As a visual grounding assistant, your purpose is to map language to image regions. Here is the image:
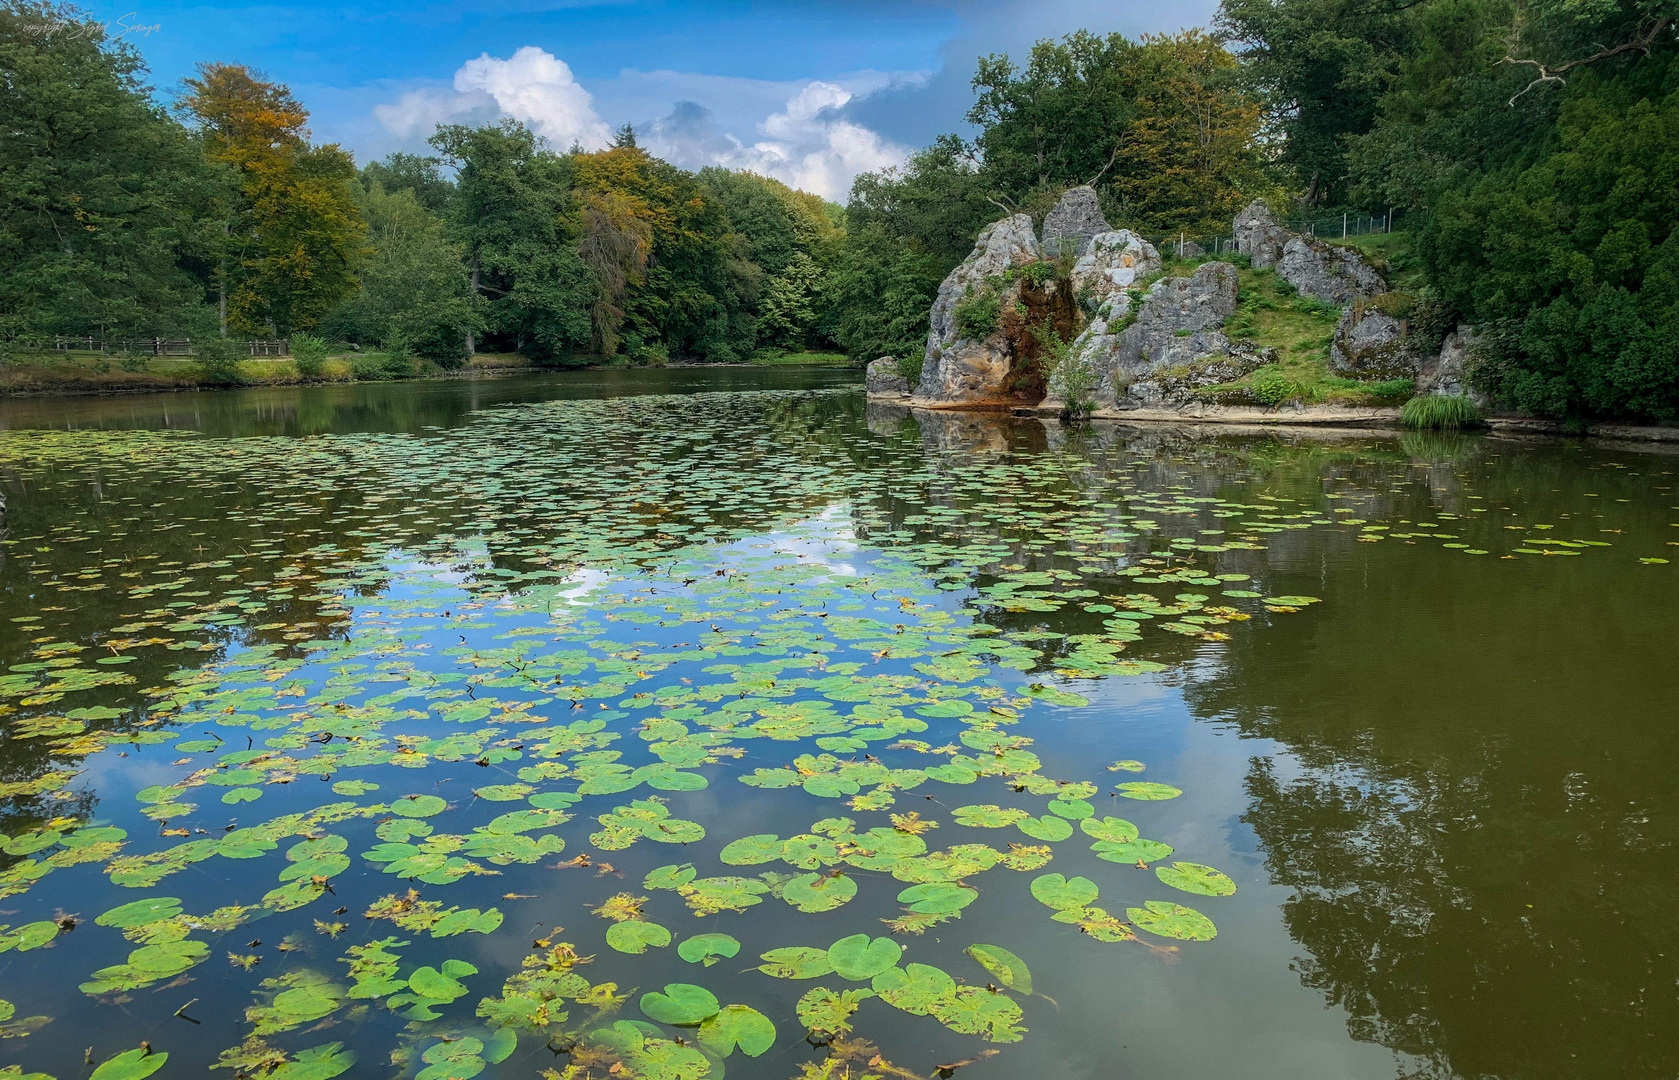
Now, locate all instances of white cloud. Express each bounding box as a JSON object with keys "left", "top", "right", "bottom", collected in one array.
[
  {"left": 373, "top": 46, "right": 613, "bottom": 150},
  {"left": 370, "top": 49, "right": 912, "bottom": 199},
  {"left": 641, "top": 80, "right": 912, "bottom": 200}
]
